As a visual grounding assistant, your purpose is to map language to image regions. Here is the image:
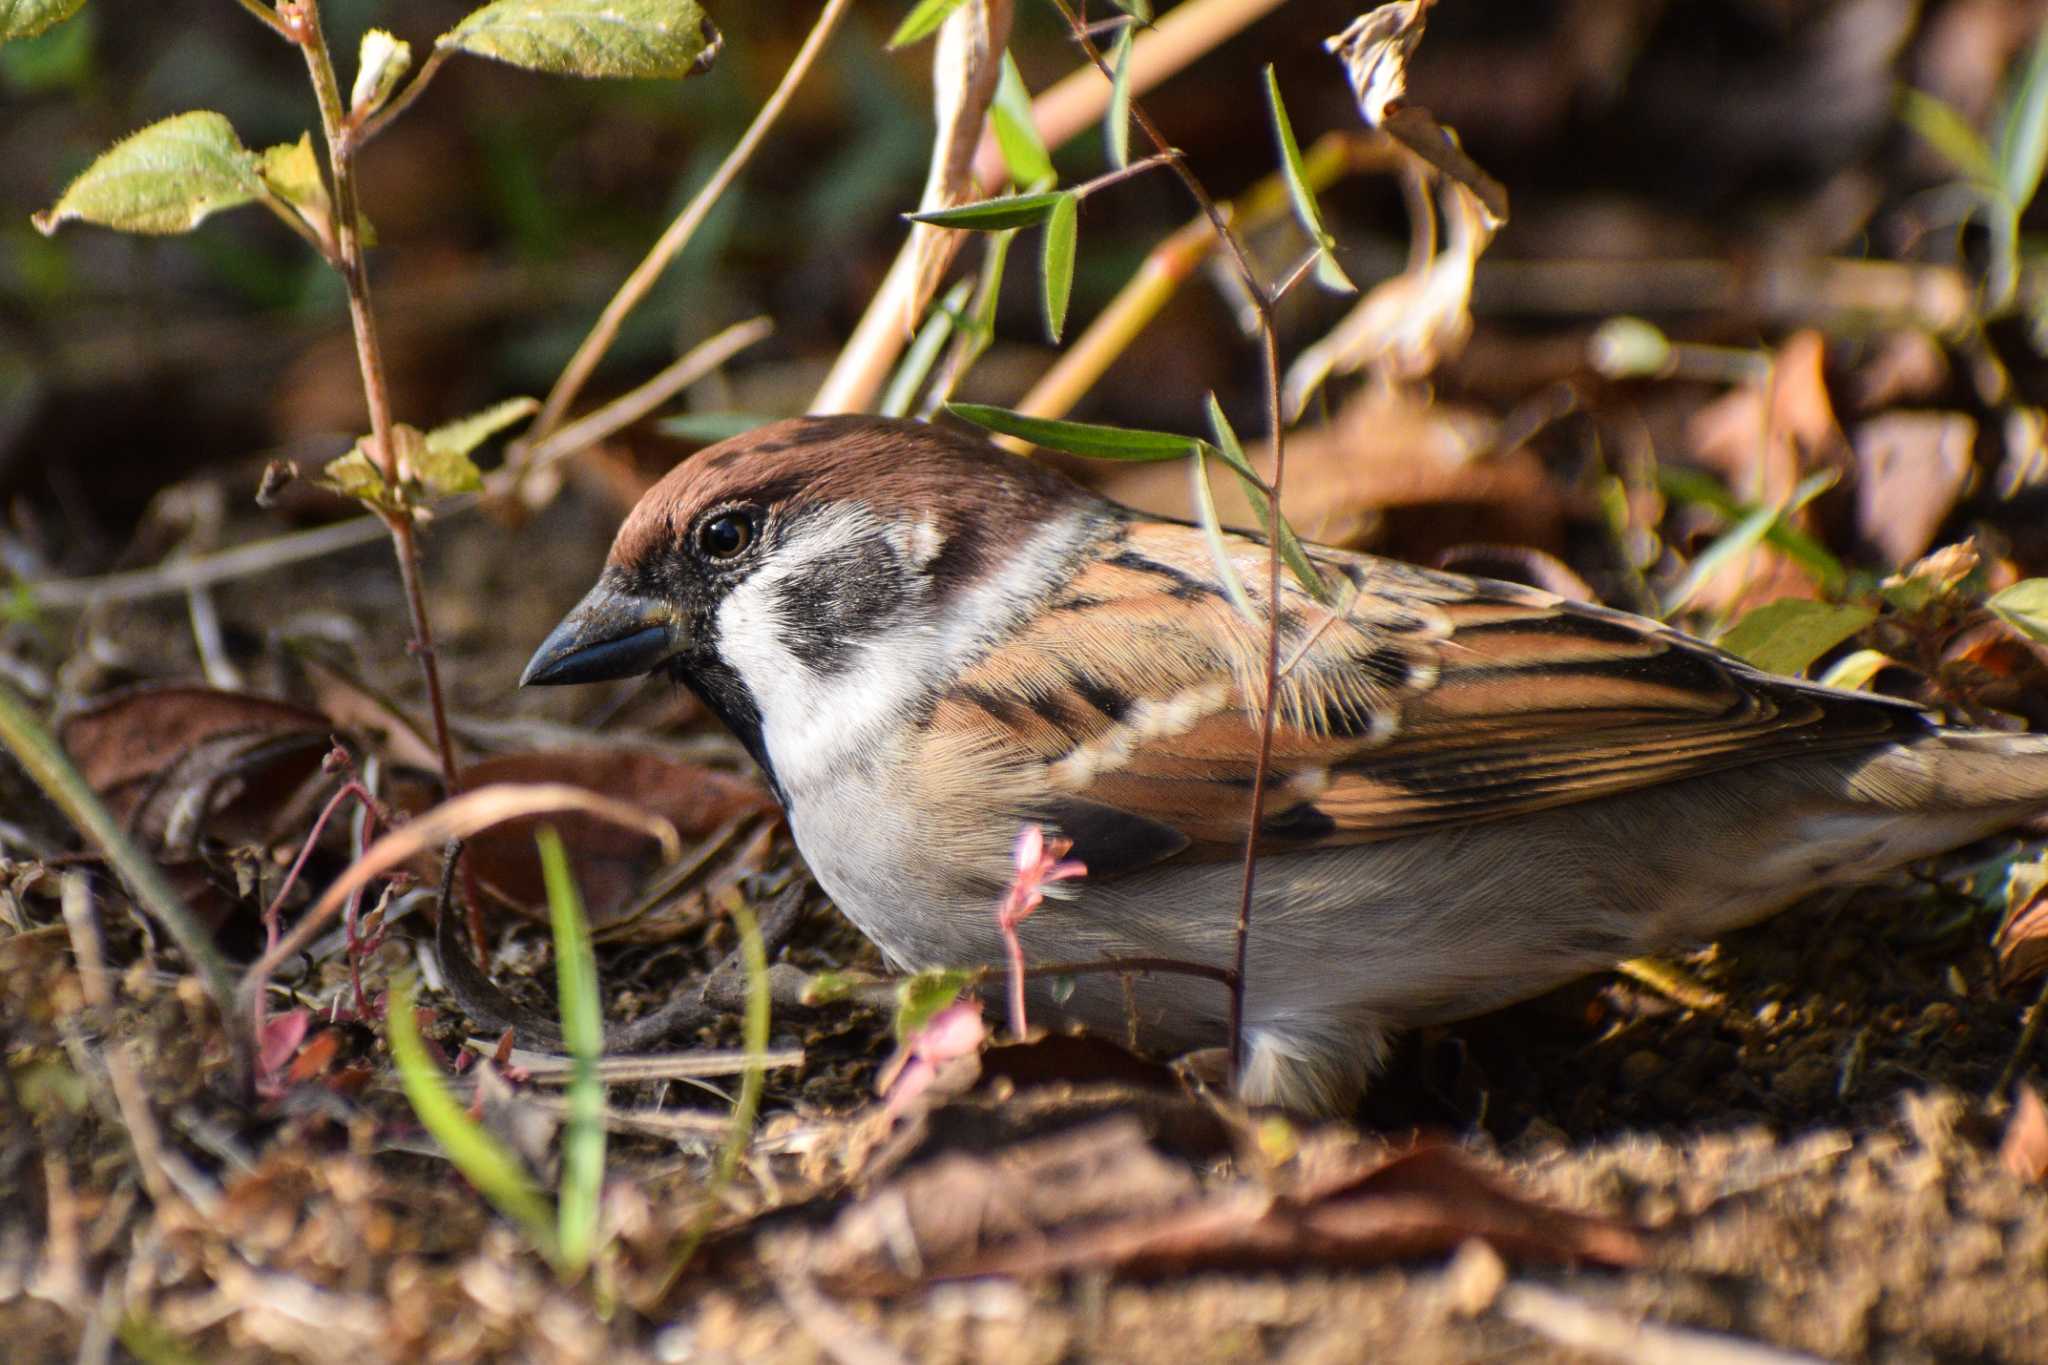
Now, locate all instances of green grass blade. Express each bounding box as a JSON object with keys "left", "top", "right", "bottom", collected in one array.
[
  {"left": 387, "top": 972, "right": 560, "bottom": 1266},
  {"left": 908, "top": 192, "right": 1066, "bottom": 231},
  {"left": 1189, "top": 449, "right": 1259, "bottom": 625},
  {"left": 887, "top": 0, "right": 970, "bottom": 50},
  {"left": 1661, "top": 471, "right": 1835, "bottom": 618},
  {"left": 1997, "top": 26, "right": 2048, "bottom": 210},
  {"left": 1262, "top": 66, "right": 1353, "bottom": 293},
  {"left": 1204, "top": 394, "right": 1333, "bottom": 604},
  {"left": 881, "top": 279, "right": 972, "bottom": 418},
  {"left": 538, "top": 827, "right": 604, "bottom": 1277},
  {"left": 1104, "top": 25, "right": 1133, "bottom": 171},
  {"left": 1899, "top": 89, "right": 1996, "bottom": 186}
]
